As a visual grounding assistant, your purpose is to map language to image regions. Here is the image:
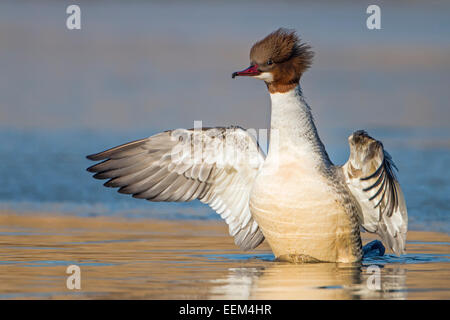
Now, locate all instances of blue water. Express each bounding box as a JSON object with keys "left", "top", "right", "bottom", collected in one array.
[{"left": 0, "top": 128, "right": 449, "bottom": 233}]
